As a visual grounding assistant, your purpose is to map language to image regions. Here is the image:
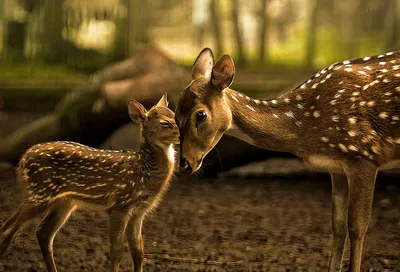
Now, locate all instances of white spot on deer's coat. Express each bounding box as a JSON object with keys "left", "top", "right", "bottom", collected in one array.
[
  {"left": 378, "top": 54, "right": 385, "bottom": 58},
  {"left": 344, "top": 68, "right": 353, "bottom": 72},
  {"left": 321, "top": 137, "right": 329, "bottom": 143},
  {"left": 348, "top": 117, "right": 357, "bottom": 124},
  {"left": 363, "top": 56, "right": 370, "bottom": 61},
  {"left": 348, "top": 145, "right": 358, "bottom": 152},
  {"left": 271, "top": 100, "right": 277, "bottom": 104},
  {"left": 284, "top": 98, "right": 290, "bottom": 103},
  {"left": 343, "top": 60, "right": 351, "bottom": 65},
  {"left": 231, "top": 95, "right": 239, "bottom": 102},
  {"left": 246, "top": 105, "right": 256, "bottom": 112},
  {"left": 338, "top": 144, "right": 348, "bottom": 152},
  {"left": 300, "top": 84, "right": 306, "bottom": 89},
  {"left": 313, "top": 111, "right": 320, "bottom": 118},
  {"left": 379, "top": 112, "right": 388, "bottom": 119},
  {"left": 285, "top": 111, "right": 294, "bottom": 118},
  {"left": 254, "top": 100, "right": 260, "bottom": 104},
  {"left": 296, "top": 94, "right": 302, "bottom": 101}
]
